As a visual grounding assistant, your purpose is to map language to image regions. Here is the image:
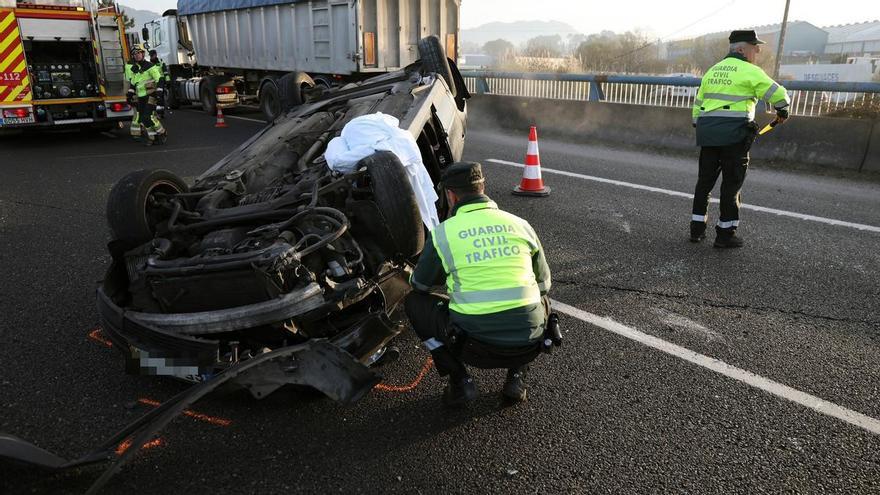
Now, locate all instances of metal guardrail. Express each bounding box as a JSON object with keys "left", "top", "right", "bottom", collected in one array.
[{"left": 462, "top": 70, "right": 880, "bottom": 118}]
